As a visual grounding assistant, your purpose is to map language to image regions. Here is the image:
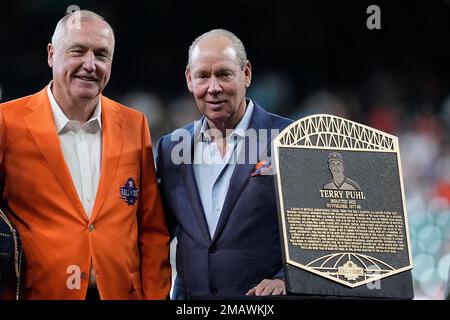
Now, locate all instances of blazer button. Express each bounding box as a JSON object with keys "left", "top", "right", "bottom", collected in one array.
[
  {"left": 210, "top": 286, "right": 219, "bottom": 295},
  {"left": 209, "top": 247, "right": 217, "bottom": 254},
  {"left": 80, "top": 272, "right": 87, "bottom": 280},
  {"left": 88, "top": 224, "right": 95, "bottom": 232}
]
